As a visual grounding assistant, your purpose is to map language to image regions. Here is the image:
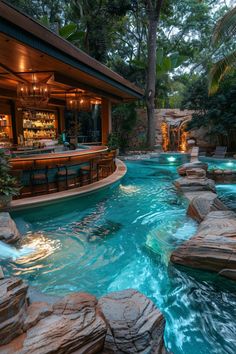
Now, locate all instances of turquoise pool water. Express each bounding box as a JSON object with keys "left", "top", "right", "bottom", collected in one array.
[
  {"left": 217, "top": 184, "right": 236, "bottom": 211},
  {"left": 200, "top": 157, "right": 236, "bottom": 171},
  {"left": 2, "top": 161, "right": 236, "bottom": 354}
]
